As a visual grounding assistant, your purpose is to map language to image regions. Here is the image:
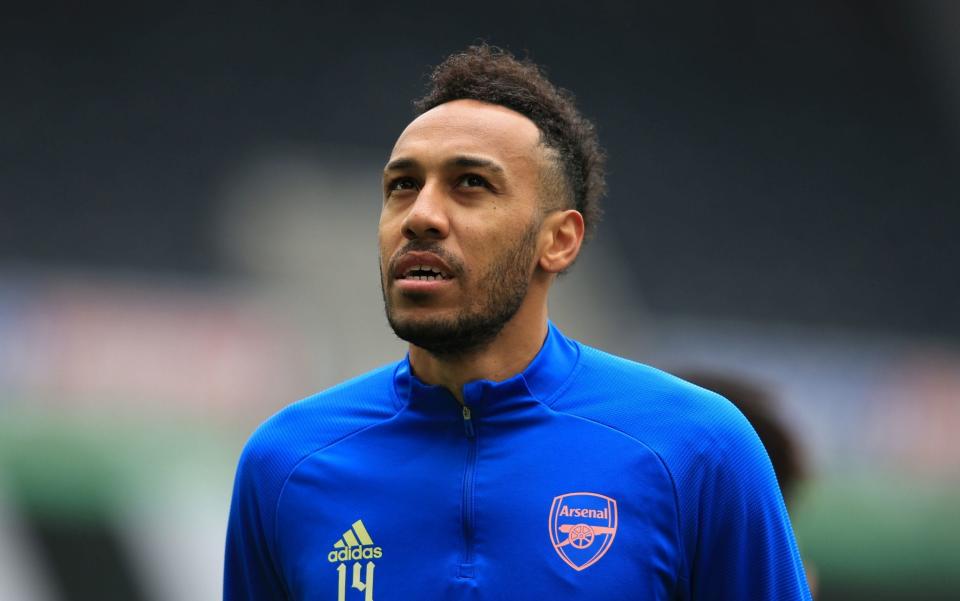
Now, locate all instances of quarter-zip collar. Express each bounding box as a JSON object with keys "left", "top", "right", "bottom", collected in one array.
[{"left": 393, "top": 321, "right": 581, "bottom": 415}]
